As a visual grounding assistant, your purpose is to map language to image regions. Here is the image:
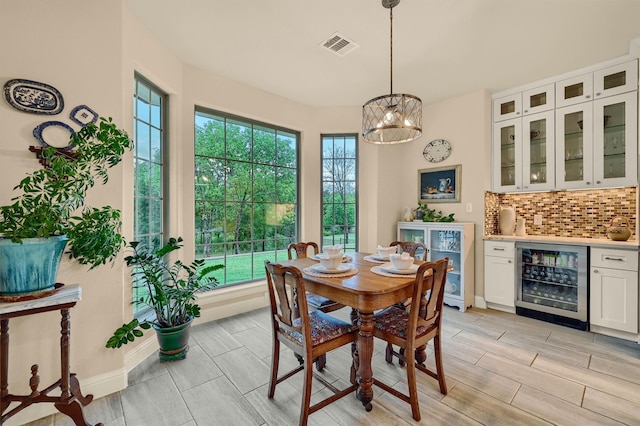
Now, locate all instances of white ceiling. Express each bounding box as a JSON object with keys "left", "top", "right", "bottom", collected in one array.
[{"left": 125, "top": 0, "right": 640, "bottom": 107}]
